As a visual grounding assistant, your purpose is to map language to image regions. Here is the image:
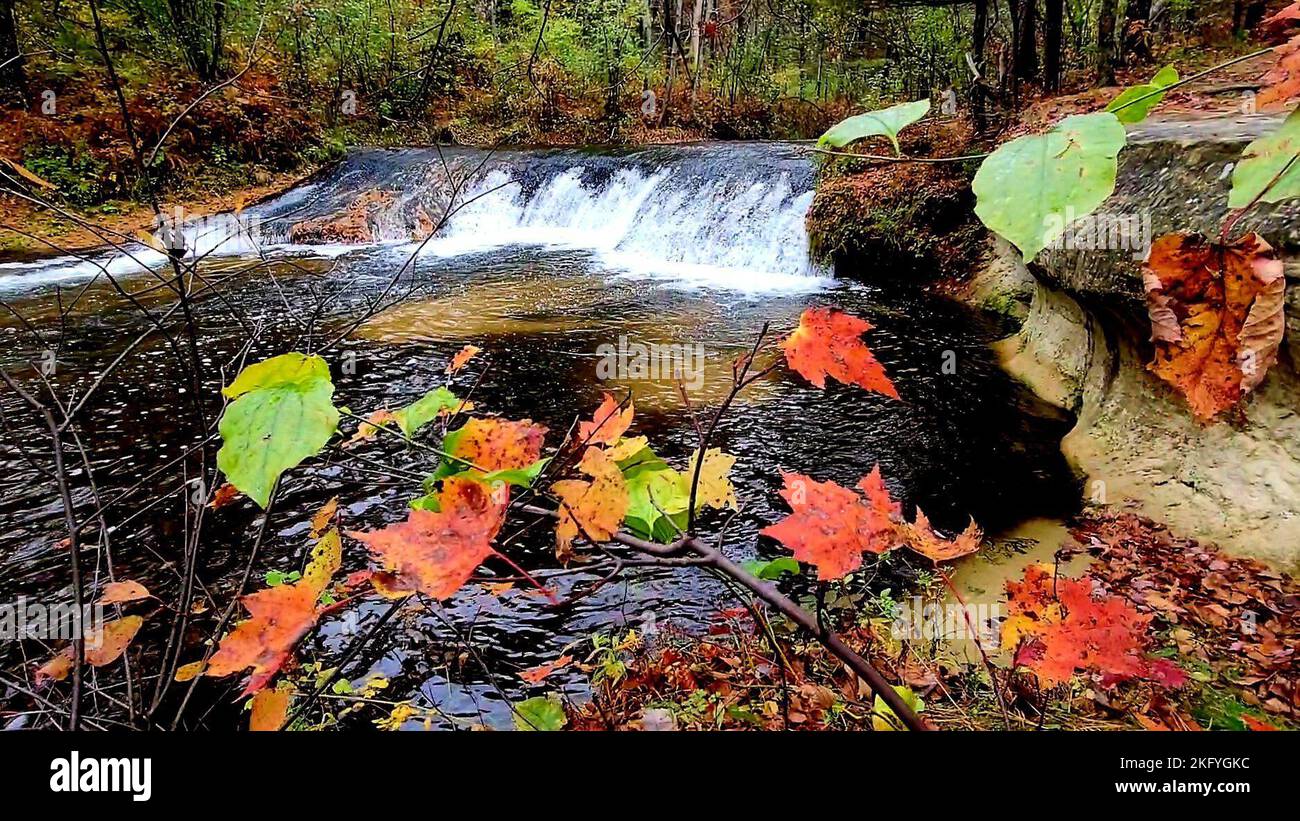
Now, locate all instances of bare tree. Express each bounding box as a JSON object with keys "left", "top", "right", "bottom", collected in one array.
[
  {"left": 1097, "top": 0, "right": 1118, "bottom": 84},
  {"left": 0, "top": 0, "right": 22, "bottom": 91}
]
